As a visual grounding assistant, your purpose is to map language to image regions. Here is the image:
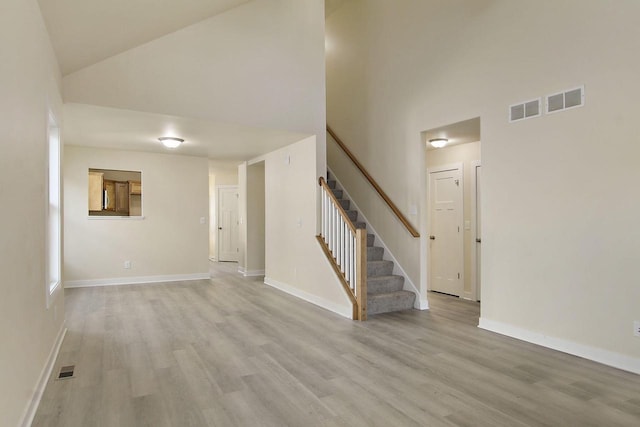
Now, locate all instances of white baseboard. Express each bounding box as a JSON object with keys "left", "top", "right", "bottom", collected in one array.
[
  {"left": 417, "top": 298, "right": 429, "bottom": 310},
  {"left": 238, "top": 266, "right": 263, "bottom": 277},
  {"left": 479, "top": 318, "right": 640, "bottom": 375},
  {"left": 64, "top": 273, "right": 210, "bottom": 288},
  {"left": 21, "top": 323, "right": 67, "bottom": 427},
  {"left": 264, "top": 277, "right": 352, "bottom": 319}
]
